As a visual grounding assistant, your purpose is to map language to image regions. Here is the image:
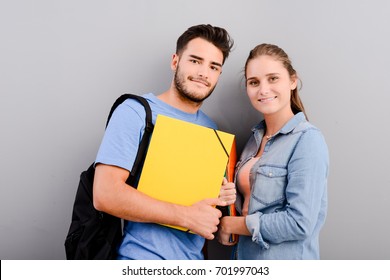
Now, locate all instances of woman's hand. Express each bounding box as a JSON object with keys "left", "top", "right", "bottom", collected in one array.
[
  {"left": 218, "top": 177, "right": 236, "bottom": 205},
  {"left": 217, "top": 216, "right": 238, "bottom": 246}
]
